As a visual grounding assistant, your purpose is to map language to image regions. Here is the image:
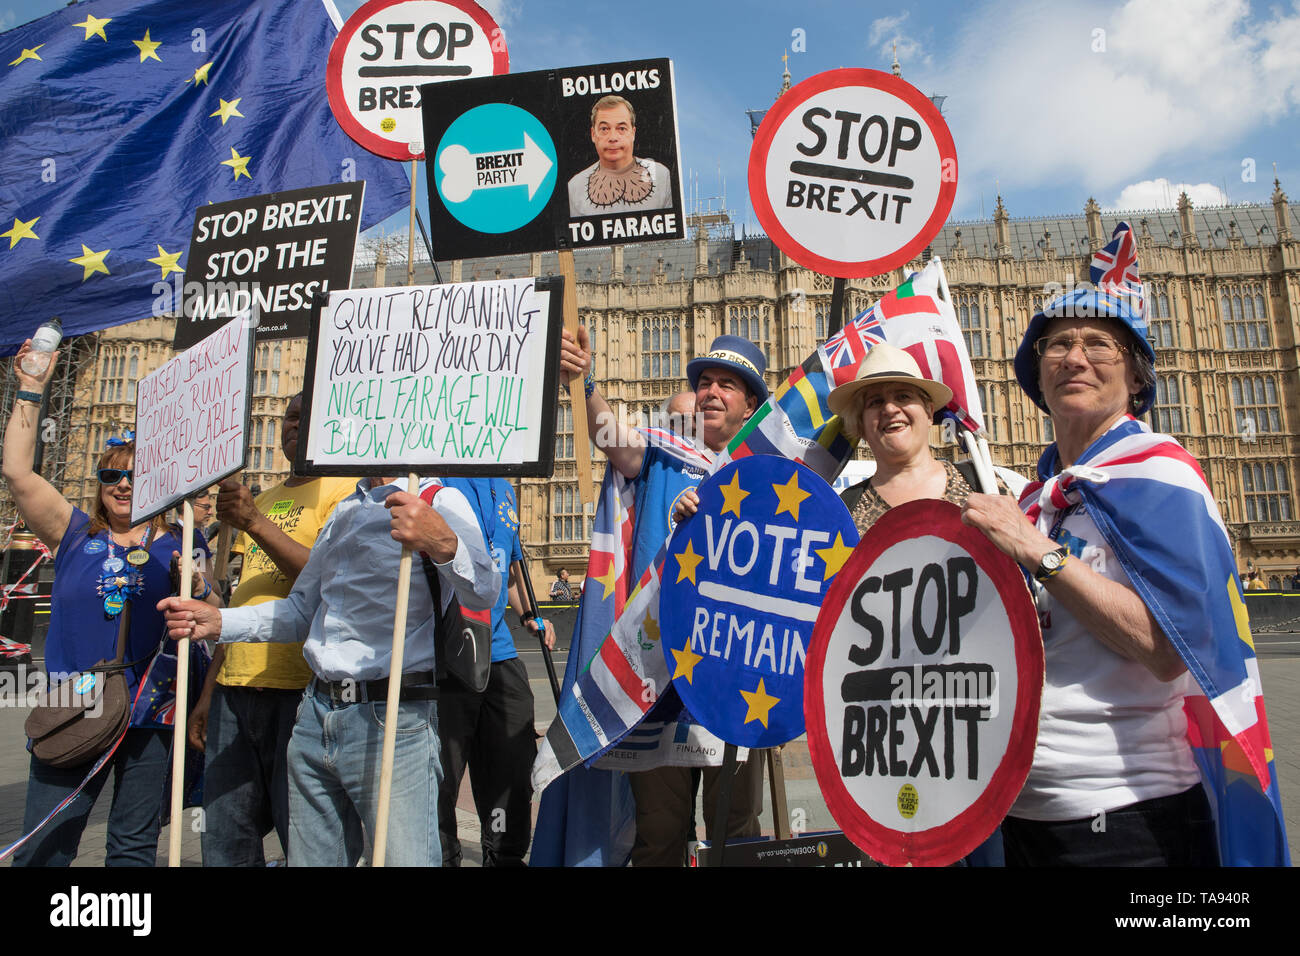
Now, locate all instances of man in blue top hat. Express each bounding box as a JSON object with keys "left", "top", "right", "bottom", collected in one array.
[{"left": 558, "top": 330, "right": 770, "bottom": 865}]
